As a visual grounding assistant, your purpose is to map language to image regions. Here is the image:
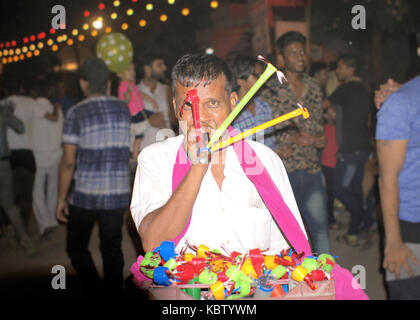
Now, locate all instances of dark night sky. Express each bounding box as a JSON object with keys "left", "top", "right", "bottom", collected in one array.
[{"left": 0, "top": 0, "right": 249, "bottom": 42}]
